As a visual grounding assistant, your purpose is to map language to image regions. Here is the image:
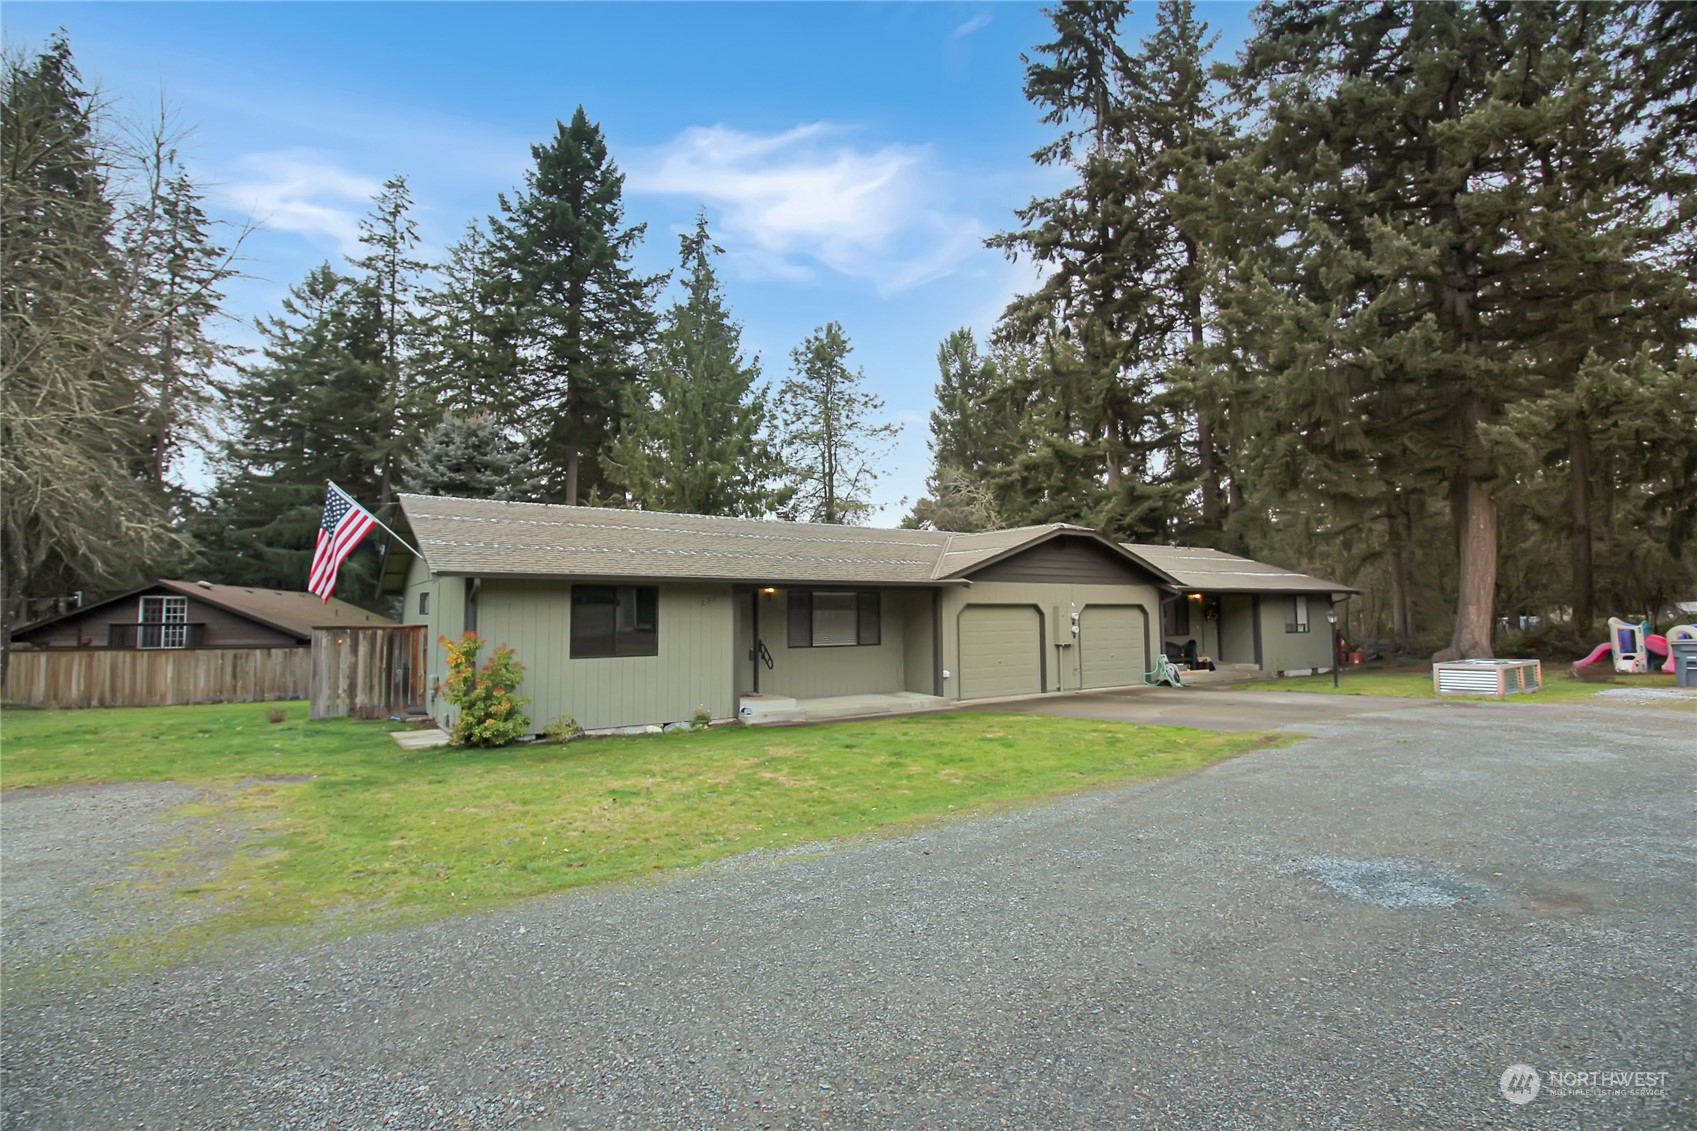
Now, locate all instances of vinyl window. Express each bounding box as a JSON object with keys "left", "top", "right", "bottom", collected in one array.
[
  {"left": 571, "top": 585, "right": 659, "bottom": 658},
  {"left": 787, "top": 591, "right": 880, "bottom": 647}
]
